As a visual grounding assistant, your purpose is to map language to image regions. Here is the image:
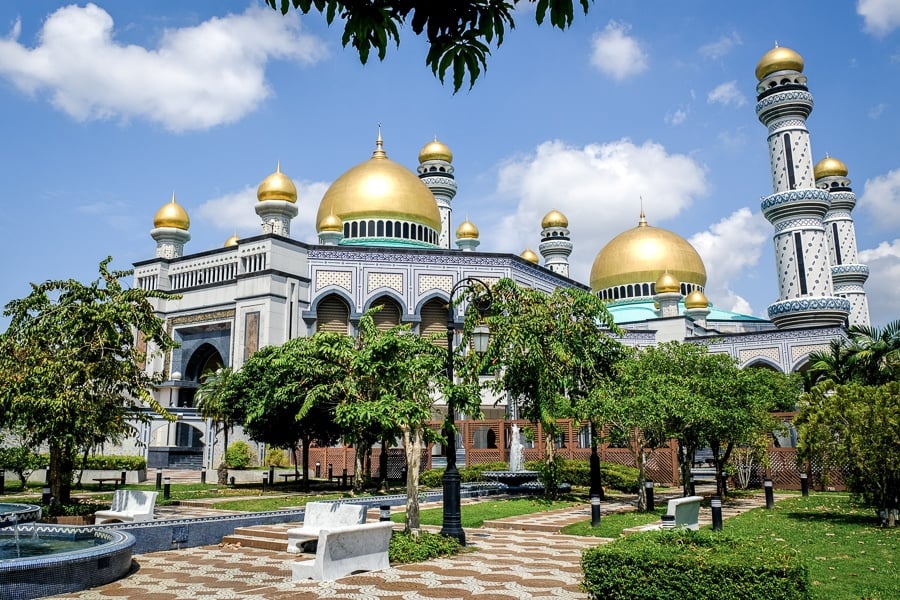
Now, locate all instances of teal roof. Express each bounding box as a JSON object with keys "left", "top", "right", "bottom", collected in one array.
[
  {"left": 339, "top": 237, "right": 437, "bottom": 250},
  {"left": 606, "top": 299, "right": 767, "bottom": 325}
]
